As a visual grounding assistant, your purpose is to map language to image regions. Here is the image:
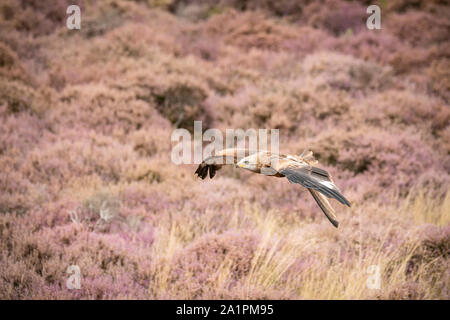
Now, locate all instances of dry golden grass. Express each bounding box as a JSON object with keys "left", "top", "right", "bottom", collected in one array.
[{"left": 144, "top": 190, "right": 449, "bottom": 299}]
